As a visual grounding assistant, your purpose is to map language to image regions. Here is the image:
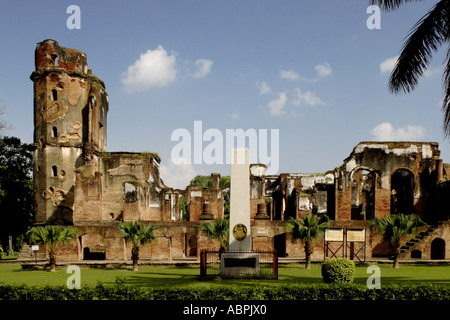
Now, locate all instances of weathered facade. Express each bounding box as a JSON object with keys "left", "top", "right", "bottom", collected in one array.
[{"left": 28, "top": 40, "right": 449, "bottom": 263}]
